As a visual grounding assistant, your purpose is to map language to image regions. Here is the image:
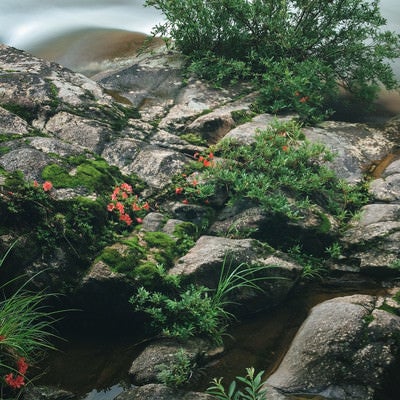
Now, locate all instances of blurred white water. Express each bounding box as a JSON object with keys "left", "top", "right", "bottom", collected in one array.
[{"left": 0, "top": 0, "right": 161, "bottom": 49}]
